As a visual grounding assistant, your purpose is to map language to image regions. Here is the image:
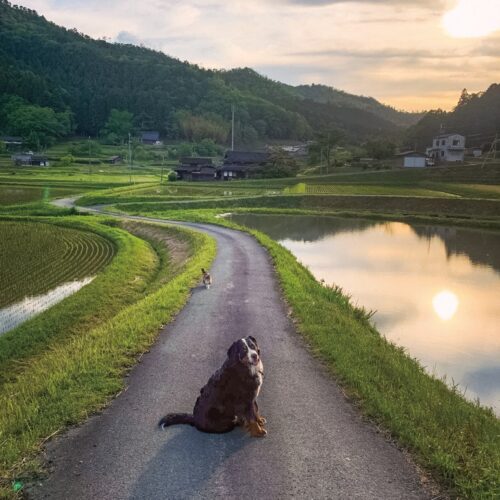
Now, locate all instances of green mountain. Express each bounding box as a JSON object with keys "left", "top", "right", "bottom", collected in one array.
[
  {"left": 405, "top": 85, "right": 500, "bottom": 150},
  {"left": 0, "top": 0, "right": 420, "bottom": 145}
]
